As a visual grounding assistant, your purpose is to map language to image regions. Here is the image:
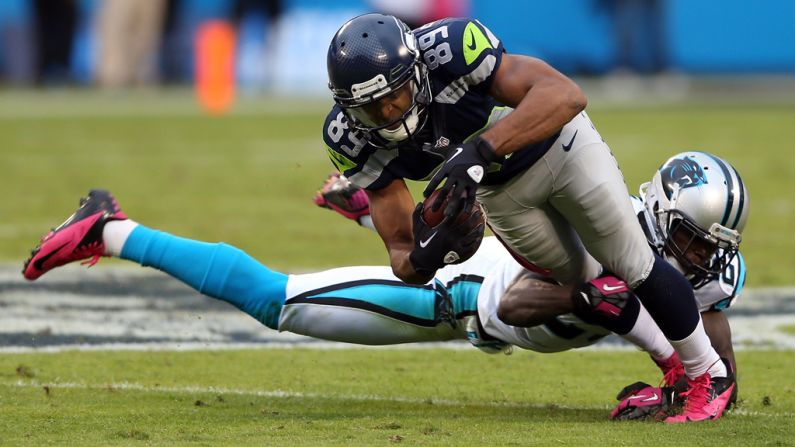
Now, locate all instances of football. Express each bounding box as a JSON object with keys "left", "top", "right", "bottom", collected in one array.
[{"left": 421, "top": 189, "right": 485, "bottom": 229}]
